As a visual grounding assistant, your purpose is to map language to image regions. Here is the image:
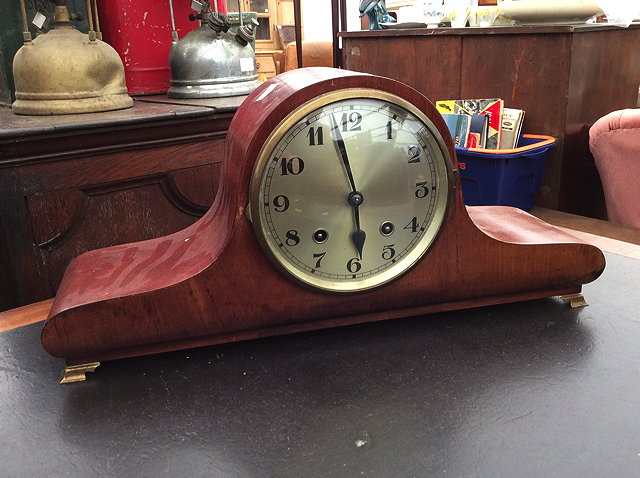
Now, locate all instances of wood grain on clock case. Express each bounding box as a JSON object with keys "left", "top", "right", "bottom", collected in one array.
[{"left": 41, "top": 68, "right": 605, "bottom": 365}]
